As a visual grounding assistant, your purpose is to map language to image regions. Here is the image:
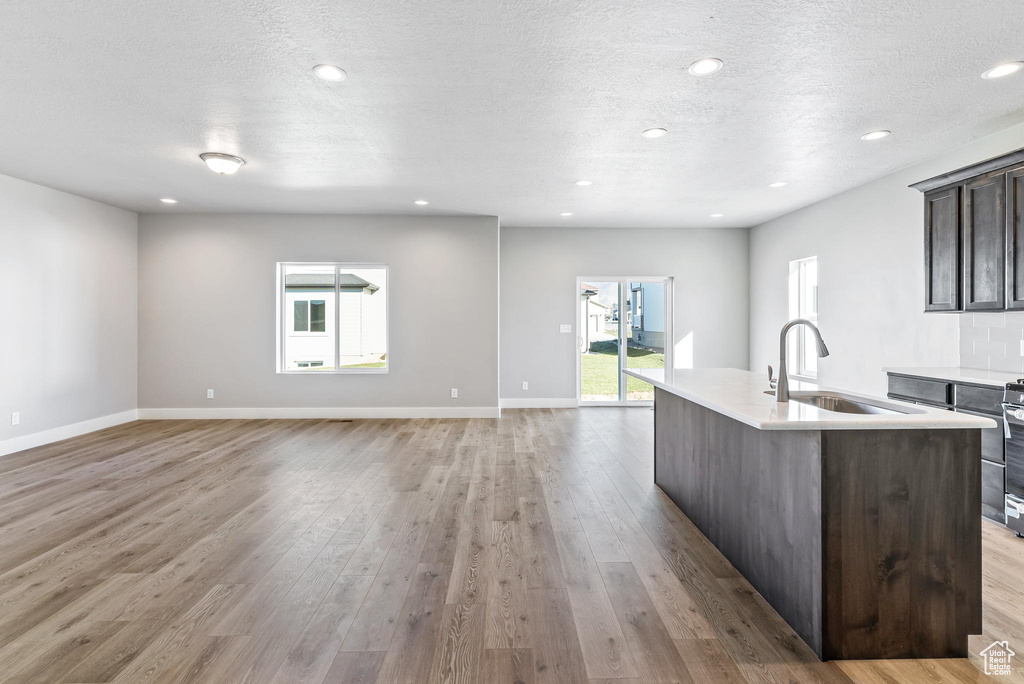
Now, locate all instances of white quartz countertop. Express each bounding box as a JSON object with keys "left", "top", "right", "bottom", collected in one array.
[
  {"left": 625, "top": 368, "right": 997, "bottom": 431},
  {"left": 882, "top": 366, "right": 1021, "bottom": 388}
]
